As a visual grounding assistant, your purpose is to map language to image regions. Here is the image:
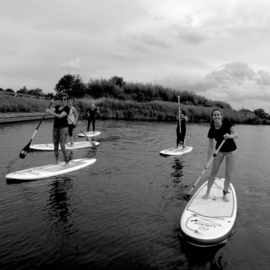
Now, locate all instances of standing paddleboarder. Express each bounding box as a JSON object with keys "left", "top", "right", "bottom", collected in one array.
[
  {"left": 202, "top": 108, "right": 238, "bottom": 202},
  {"left": 46, "top": 95, "right": 70, "bottom": 164},
  {"left": 176, "top": 96, "right": 188, "bottom": 149},
  {"left": 176, "top": 109, "right": 188, "bottom": 148},
  {"left": 87, "top": 103, "right": 100, "bottom": 132}
]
